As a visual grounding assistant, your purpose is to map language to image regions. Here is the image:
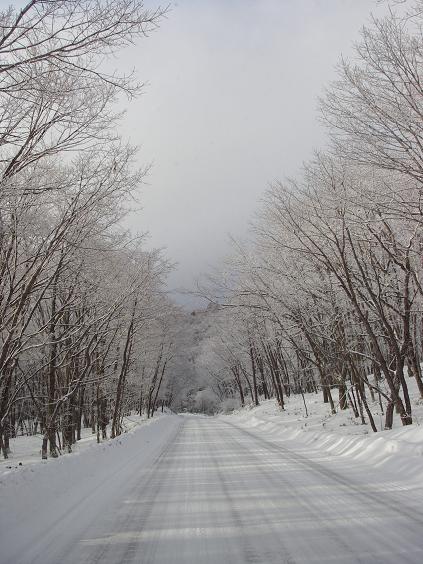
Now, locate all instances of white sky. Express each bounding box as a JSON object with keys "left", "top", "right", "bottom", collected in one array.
[
  {"left": 2, "top": 0, "right": 387, "bottom": 309},
  {"left": 119, "top": 0, "right": 389, "bottom": 308}
]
